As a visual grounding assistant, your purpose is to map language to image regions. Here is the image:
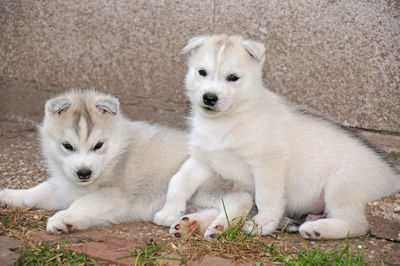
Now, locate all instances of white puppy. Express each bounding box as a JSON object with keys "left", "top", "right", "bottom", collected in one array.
[
  {"left": 154, "top": 35, "right": 400, "bottom": 239},
  {"left": 0, "top": 89, "right": 252, "bottom": 237}
]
